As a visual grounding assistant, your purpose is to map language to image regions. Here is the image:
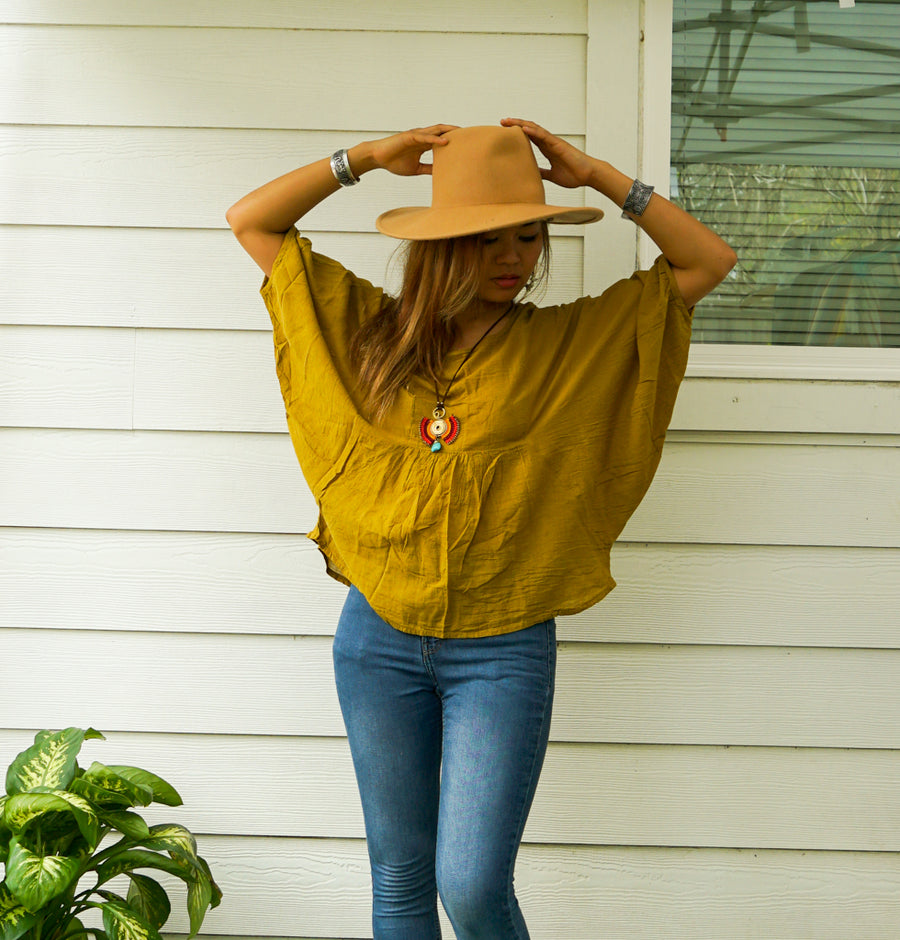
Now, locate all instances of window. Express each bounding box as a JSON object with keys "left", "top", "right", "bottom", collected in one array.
[{"left": 671, "top": 0, "right": 900, "bottom": 346}]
